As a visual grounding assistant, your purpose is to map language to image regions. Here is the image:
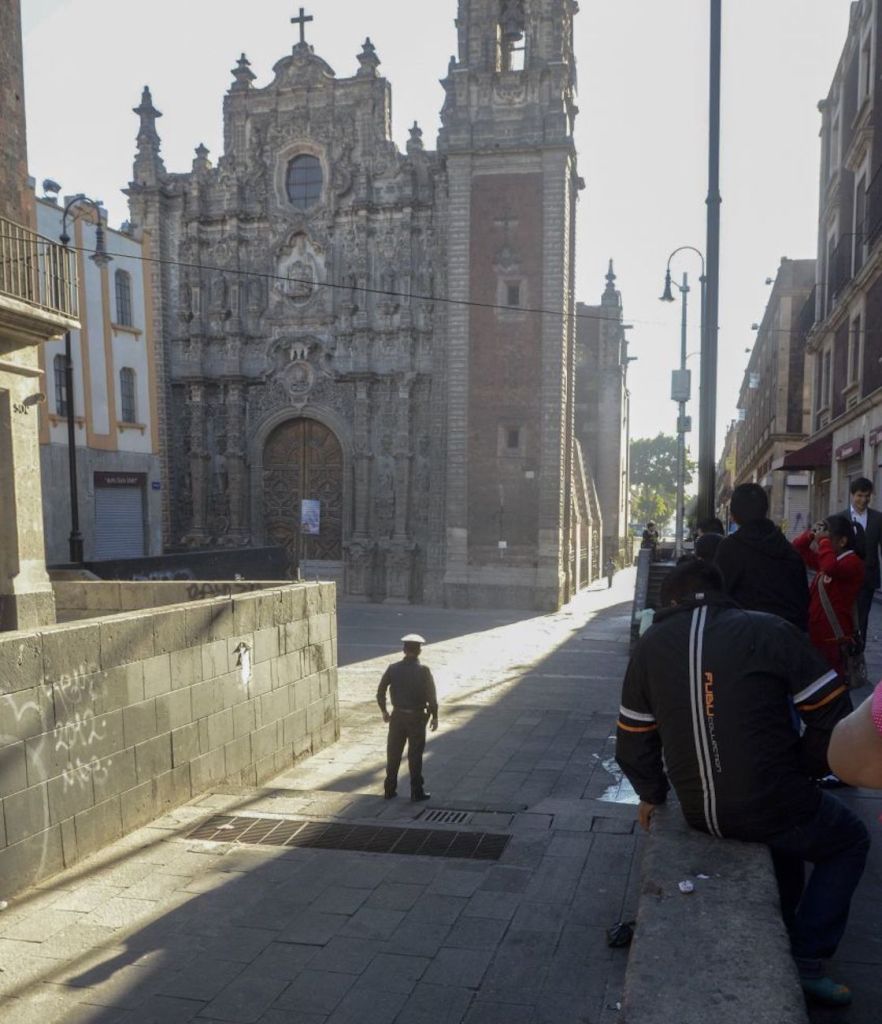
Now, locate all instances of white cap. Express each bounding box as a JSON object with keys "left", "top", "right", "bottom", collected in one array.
[{"left": 401, "top": 633, "right": 426, "bottom": 644}]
